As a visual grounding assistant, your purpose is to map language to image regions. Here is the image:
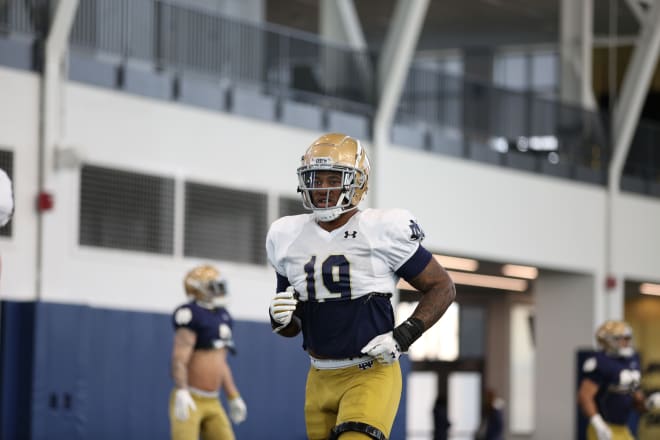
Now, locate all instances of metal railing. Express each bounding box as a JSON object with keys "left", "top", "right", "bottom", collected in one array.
[
  {"left": 67, "top": 0, "right": 376, "bottom": 116},
  {"left": 0, "top": 0, "right": 50, "bottom": 36},
  {"left": 397, "top": 66, "right": 612, "bottom": 179}
]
